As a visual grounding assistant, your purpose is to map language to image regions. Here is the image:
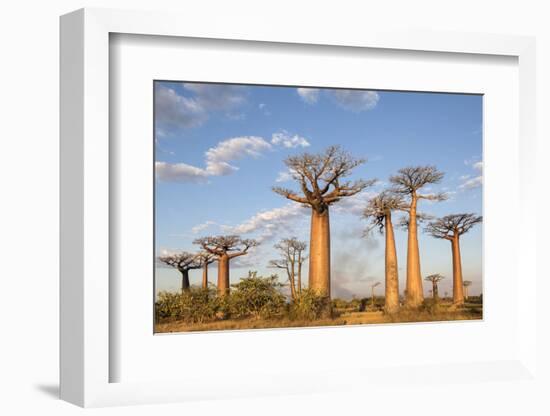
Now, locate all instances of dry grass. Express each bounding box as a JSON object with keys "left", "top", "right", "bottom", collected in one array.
[{"left": 155, "top": 302, "right": 482, "bottom": 333}]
